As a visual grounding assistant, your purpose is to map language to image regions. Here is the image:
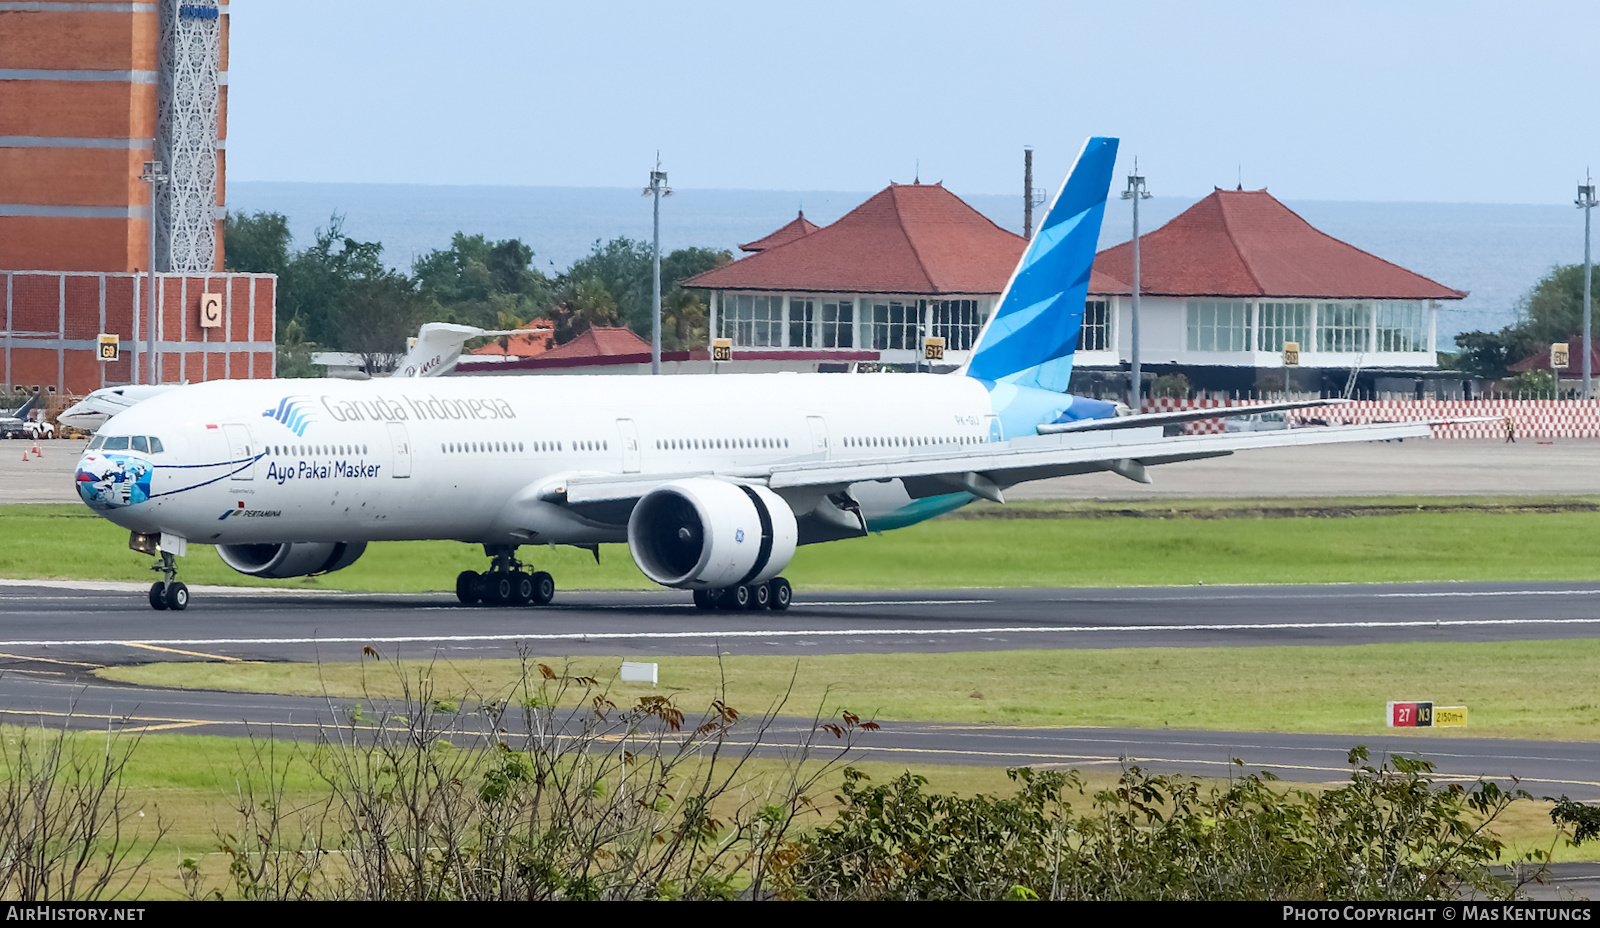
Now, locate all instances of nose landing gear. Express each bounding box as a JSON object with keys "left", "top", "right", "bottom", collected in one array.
[
  {"left": 147, "top": 550, "right": 188, "bottom": 611},
  {"left": 455, "top": 545, "right": 555, "bottom": 607},
  {"left": 693, "top": 577, "right": 792, "bottom": 611}
]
